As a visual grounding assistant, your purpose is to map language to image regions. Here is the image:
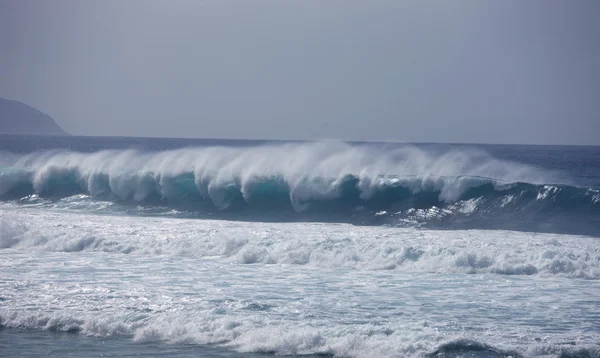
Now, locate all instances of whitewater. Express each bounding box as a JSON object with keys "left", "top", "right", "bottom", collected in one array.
[{"left": 1, "top": 136, "right": 599, "bottom": 357}]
